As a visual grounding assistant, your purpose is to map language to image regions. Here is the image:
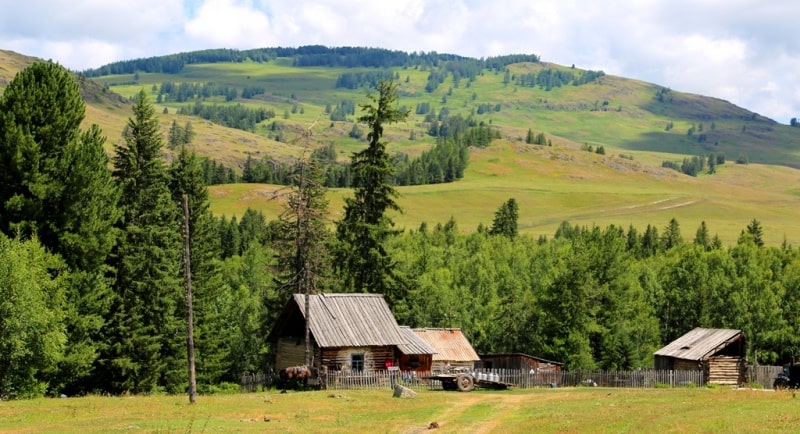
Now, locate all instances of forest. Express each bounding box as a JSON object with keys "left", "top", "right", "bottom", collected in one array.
[{"left": 1, "top": 61, "right": 799, "bottom": 401}]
